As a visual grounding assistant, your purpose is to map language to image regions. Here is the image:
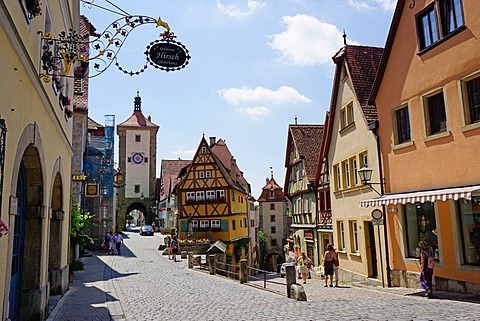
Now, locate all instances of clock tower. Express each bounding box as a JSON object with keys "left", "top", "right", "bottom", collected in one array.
[{"left": 117, "top": 91, "right": 159, "bottom": 228}]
